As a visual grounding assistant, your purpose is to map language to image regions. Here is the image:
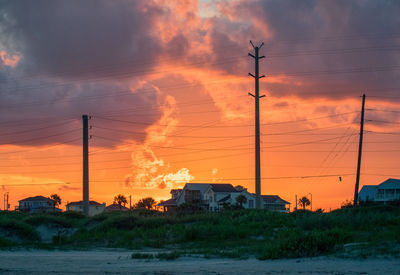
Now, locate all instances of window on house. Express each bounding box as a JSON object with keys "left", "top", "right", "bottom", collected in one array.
[{"left": 249, "top": 200, "right": 254, "bottom": 208}]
